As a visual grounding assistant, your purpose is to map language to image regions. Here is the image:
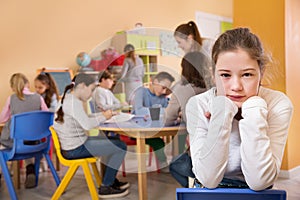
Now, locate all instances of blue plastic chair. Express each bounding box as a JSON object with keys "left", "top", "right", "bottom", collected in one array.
[
  {"left": 89, "top": 99, "right": 96, "bottom": 113},
  {"left": 0, "top": 111, "right": 60, "bottom": 200},
  {"left": 176, "top": 188, "right": 286, "bottom": 200}
]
